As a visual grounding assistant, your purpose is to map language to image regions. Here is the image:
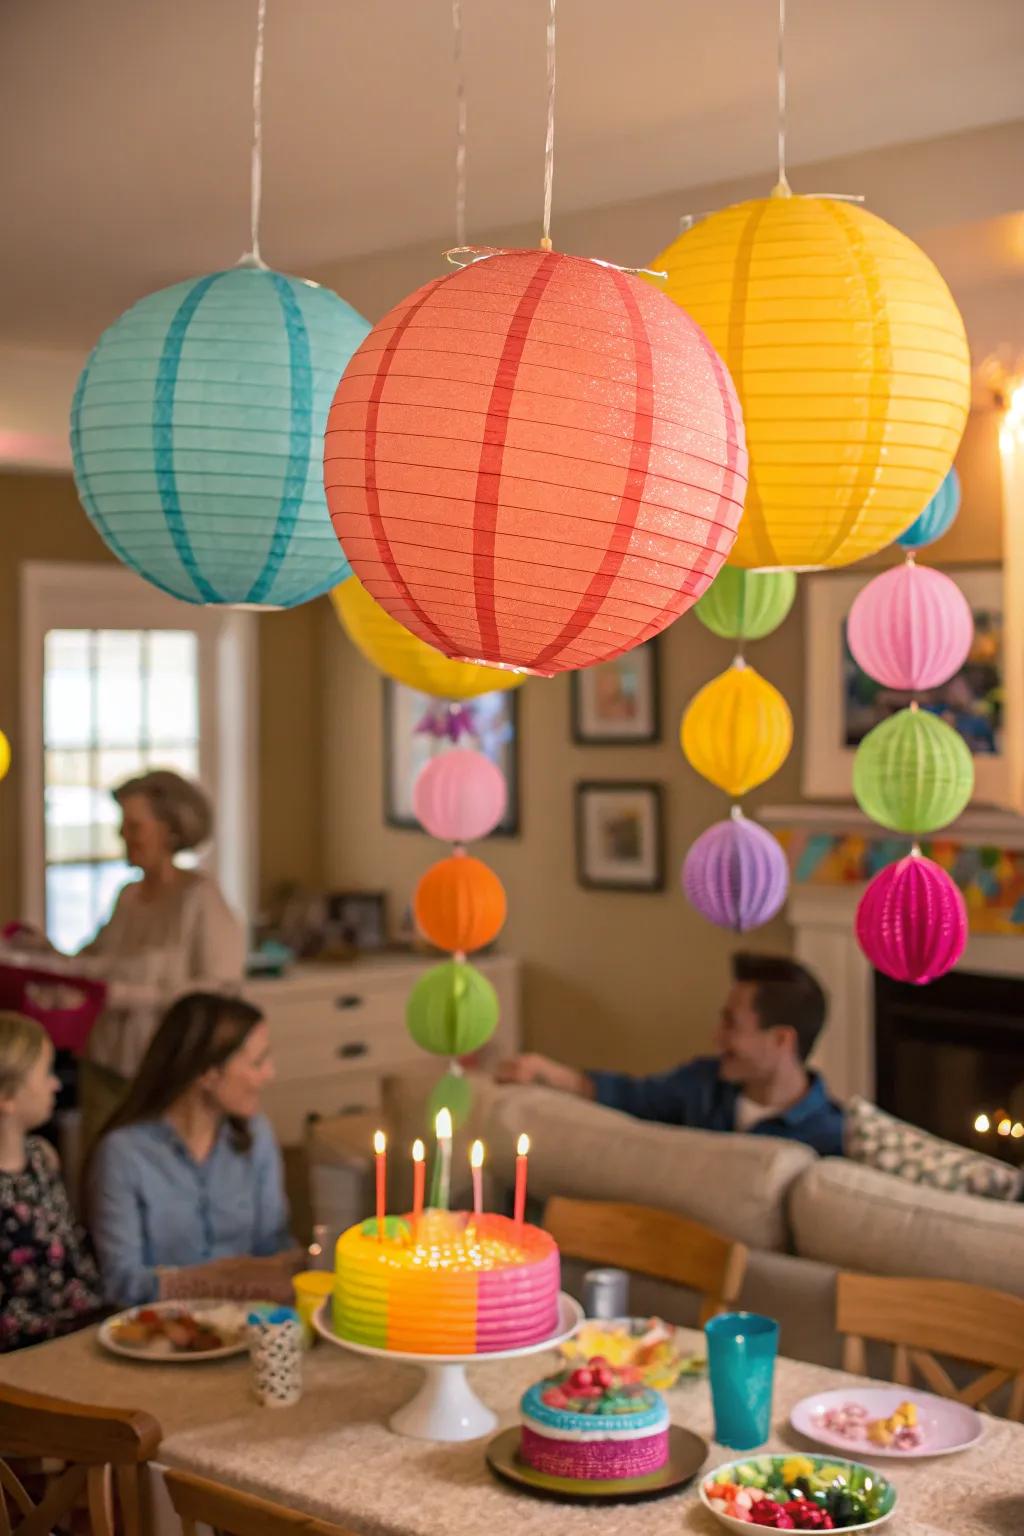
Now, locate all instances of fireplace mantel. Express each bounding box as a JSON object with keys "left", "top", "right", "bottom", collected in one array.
[{"left": 789, "top": 884, "right": 1024, "bottom": 1102}]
